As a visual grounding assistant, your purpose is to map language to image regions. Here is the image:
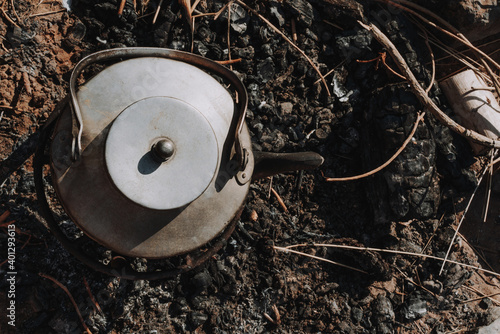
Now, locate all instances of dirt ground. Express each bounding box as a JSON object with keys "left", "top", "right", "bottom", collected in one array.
[{"left": 1, "top": 0, "right": 500, "bottom": 333}]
